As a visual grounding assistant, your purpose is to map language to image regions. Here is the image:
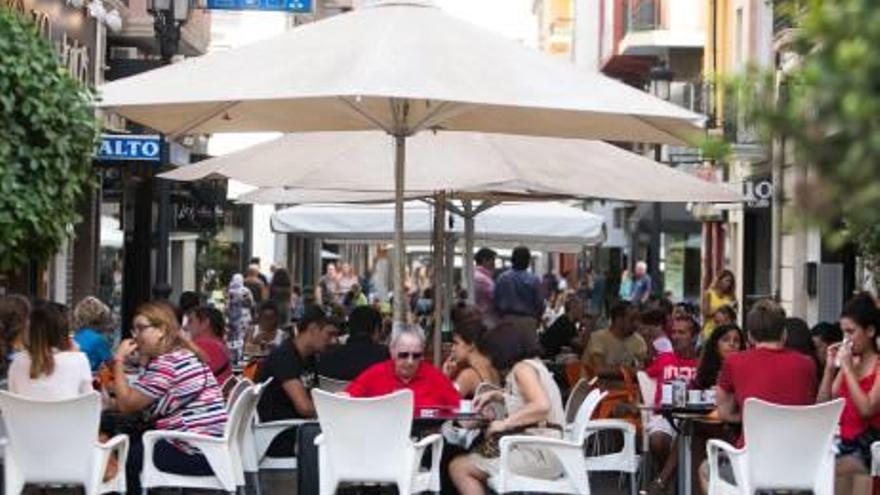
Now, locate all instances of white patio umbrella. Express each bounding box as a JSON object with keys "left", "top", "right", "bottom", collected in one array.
[
  {"left": 163, "top": 131, "right": 739, "bottom": 203},
  {"left": 270, "top": 202, "right": 605, "bottom": 251},
  {"left": 99, "top": 0, "right": 708, "bottom": 322}
]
